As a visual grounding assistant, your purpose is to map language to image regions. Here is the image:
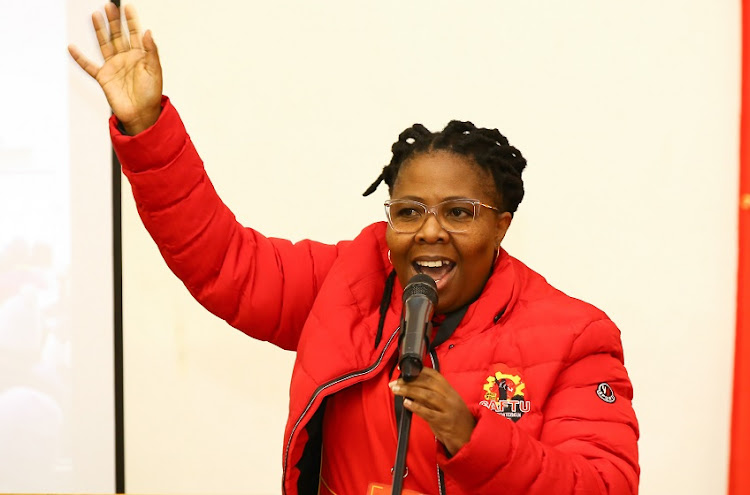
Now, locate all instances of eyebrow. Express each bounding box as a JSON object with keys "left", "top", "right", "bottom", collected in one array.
[{"left": 393, "top": 195, "right": 478, "bottom": 202}]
